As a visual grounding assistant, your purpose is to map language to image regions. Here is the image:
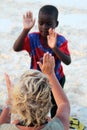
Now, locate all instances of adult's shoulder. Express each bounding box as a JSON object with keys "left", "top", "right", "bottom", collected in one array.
[
  {"left": 0, "top": 124, "right": 19, "bottom": 130},
  {"left": 42, "top": 117, "right": 64, "bottom": 130}
]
